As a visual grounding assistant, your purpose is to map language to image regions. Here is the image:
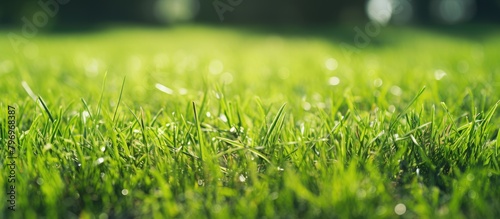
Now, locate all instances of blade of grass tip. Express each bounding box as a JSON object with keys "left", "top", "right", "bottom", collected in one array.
[
  {"left": 481, "top": 100, "right": 499, "bottom": 132},
  {"left": 198, "top": 87, "right": 209, "bottom": 124},
  {"left": 81, "top": 98, "right": 94, "bottom": 121},
  {"left": 21, "top": 81, "right": 37, "bottom": 102},
  {"left": 126, "top": 105, "right": 141, "bottom": 131},
  {"left": 38, "top": 96, "right": 54, "bottom": 123},
  {"left": 496, "top": 129, "right": 499, "bottom": 158},
  {"left": 113, "top": 76, "right": 126, "bottom": 123},
  {"left": 235, "top": 100, "right": 244, "bottom": 128},
  {"left": 253, "top": 97, "right": 267, "bottom": 125},
  {"left": 139, "top": 107, "right": 151, "bottom": 165},
  {"left": 149, "top": 108, "right": 164, "bottom": 127},
  {"left": 193, "top": 102, "right": 206, "bottom": 161},
  {"left": 126, "top": 105, "right": 149, "bottom": 164},
  {"left": 216, "top": 138, "right": 271, "bottom": 163},
  {"left": 389, "top": 86, "right": 426, "bottom": 131},
  {"left": 22, "top": 81, "right": 48, "bottom": 114},
  {"left": 216, "top": 85, "right": 233, "bottom": 128},
  {"left": 96, "top": 71, "right": 107, "bottom": 117},
  {"left": 440, "top": 102, "right": 458, "bottom": 132},
  {"left": 50, "top": 108, "right": 63, "bottom": 142},
  {"left": 263, "top": 103, "right": 287, "bottom": 147},
  {"left": 247, "top": 148, "right": 272, "bottom": 164}
]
